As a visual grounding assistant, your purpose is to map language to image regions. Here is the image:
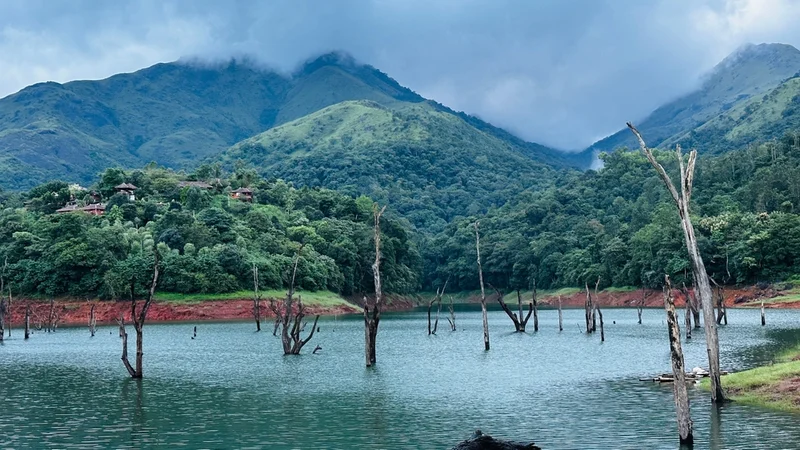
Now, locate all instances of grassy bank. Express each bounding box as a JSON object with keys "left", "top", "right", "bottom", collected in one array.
[
  {"left": 704, "top": 344, "right": 800, "bottom": 412},
  {"left": 154, "top": 290, "right": 353, "bottom": 308}
]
